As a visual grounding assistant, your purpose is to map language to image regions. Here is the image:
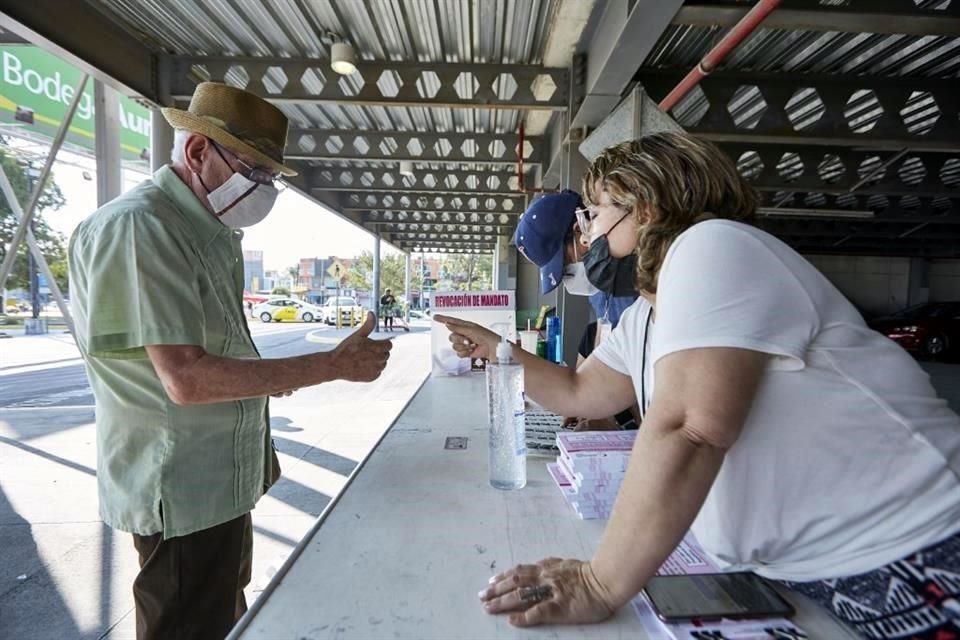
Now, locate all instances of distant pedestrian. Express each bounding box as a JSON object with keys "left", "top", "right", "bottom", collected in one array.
[{"left": 380, "top": 288, "right": 397, "bottom": 331}]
